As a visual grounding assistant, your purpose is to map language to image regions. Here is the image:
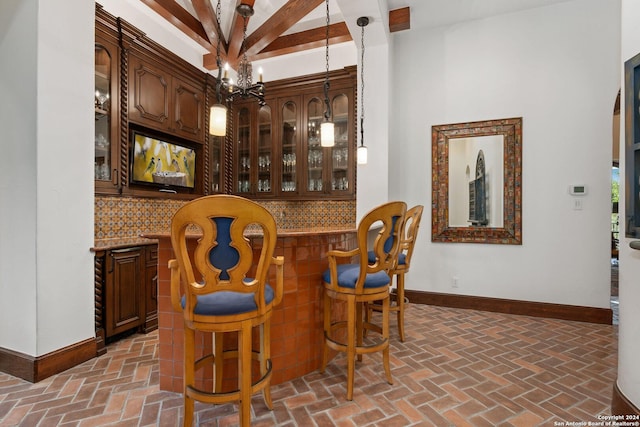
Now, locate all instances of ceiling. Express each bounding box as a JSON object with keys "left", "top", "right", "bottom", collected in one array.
[{"left": 136, "top": 0, "right": 575, "bottom": 72}]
